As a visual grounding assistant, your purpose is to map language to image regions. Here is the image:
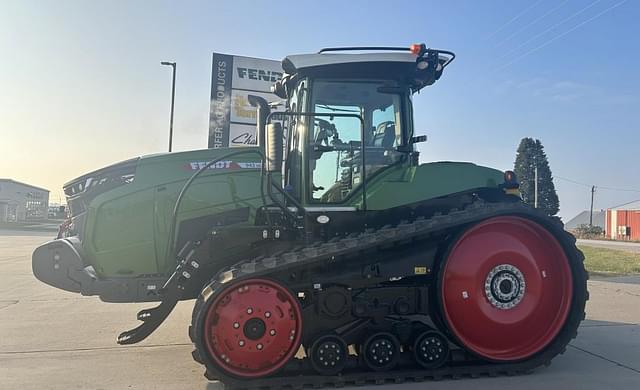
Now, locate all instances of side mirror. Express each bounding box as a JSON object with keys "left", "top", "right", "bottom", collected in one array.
[
  {"left": 265, "top": 122, "right": 283, "bottom": 172},
  {"left": 411, "top": 135, "right": 427, "bottom": 144},
  {"left": 271, "top": 73, "right": 293, "bottom": 99},
  {"left": 272, "top": 79, "right": 287, "bottom": 99},
  {"left": 396, "top": 135, "right": 427, "bottom": 153}
]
